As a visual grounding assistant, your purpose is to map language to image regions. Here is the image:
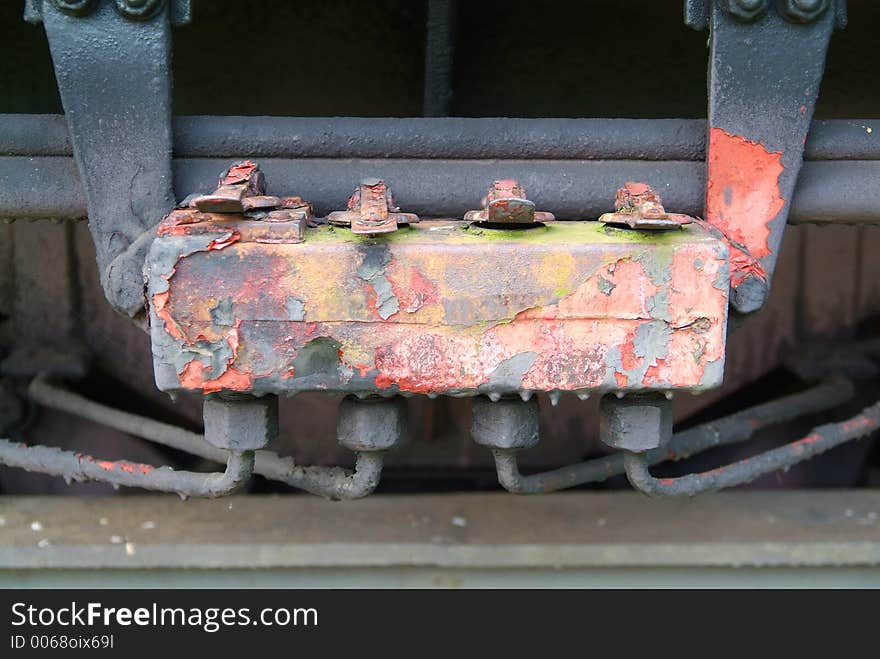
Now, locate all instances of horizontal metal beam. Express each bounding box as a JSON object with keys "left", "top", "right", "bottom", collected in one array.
[
  {"left": 1, "top": 114, "right": 877, "bottom": 161},
  {"left": 2, "top": 155, "right": 879, "bottom": 223},
  {"left": 2, "top": 492, "right": 880, "bottom": 575}
]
